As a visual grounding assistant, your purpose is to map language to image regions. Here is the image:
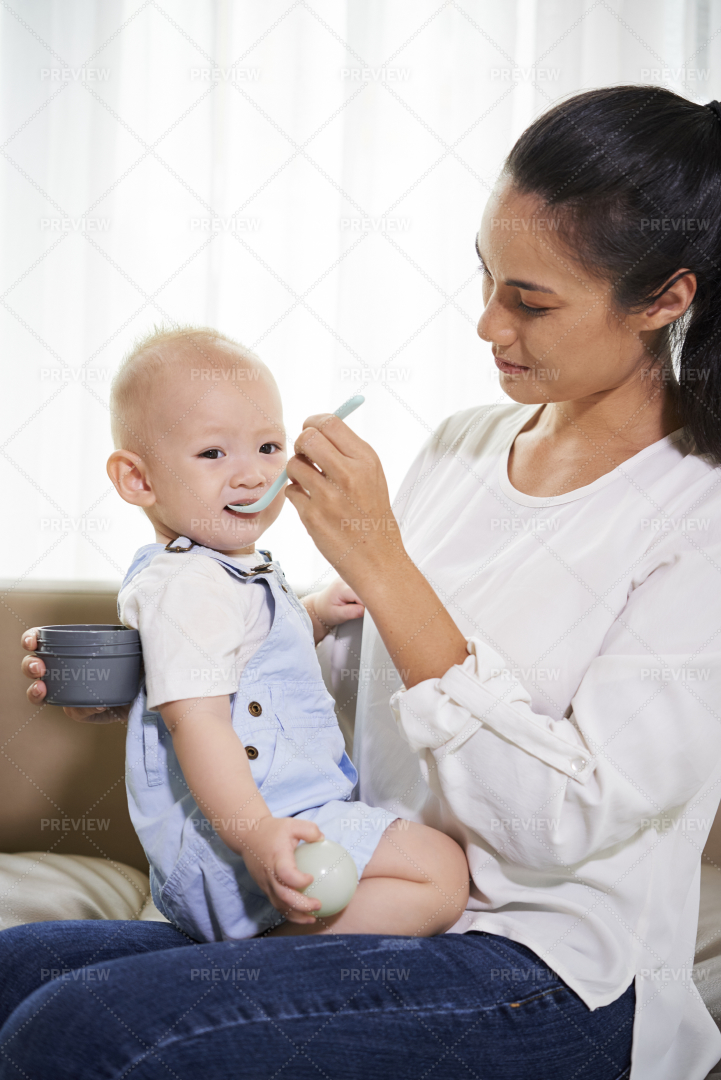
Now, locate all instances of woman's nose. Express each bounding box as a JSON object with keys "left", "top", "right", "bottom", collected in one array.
[{"left": 477, "top": 308, "right": 516, "bottom": 347}]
